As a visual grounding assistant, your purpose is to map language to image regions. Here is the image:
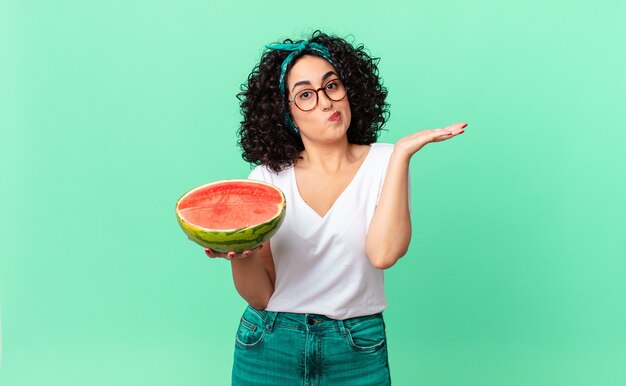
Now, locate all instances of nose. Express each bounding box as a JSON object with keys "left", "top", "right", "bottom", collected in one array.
[{"left": 317, "top": 89, "right": 332, "bottom": 110}]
